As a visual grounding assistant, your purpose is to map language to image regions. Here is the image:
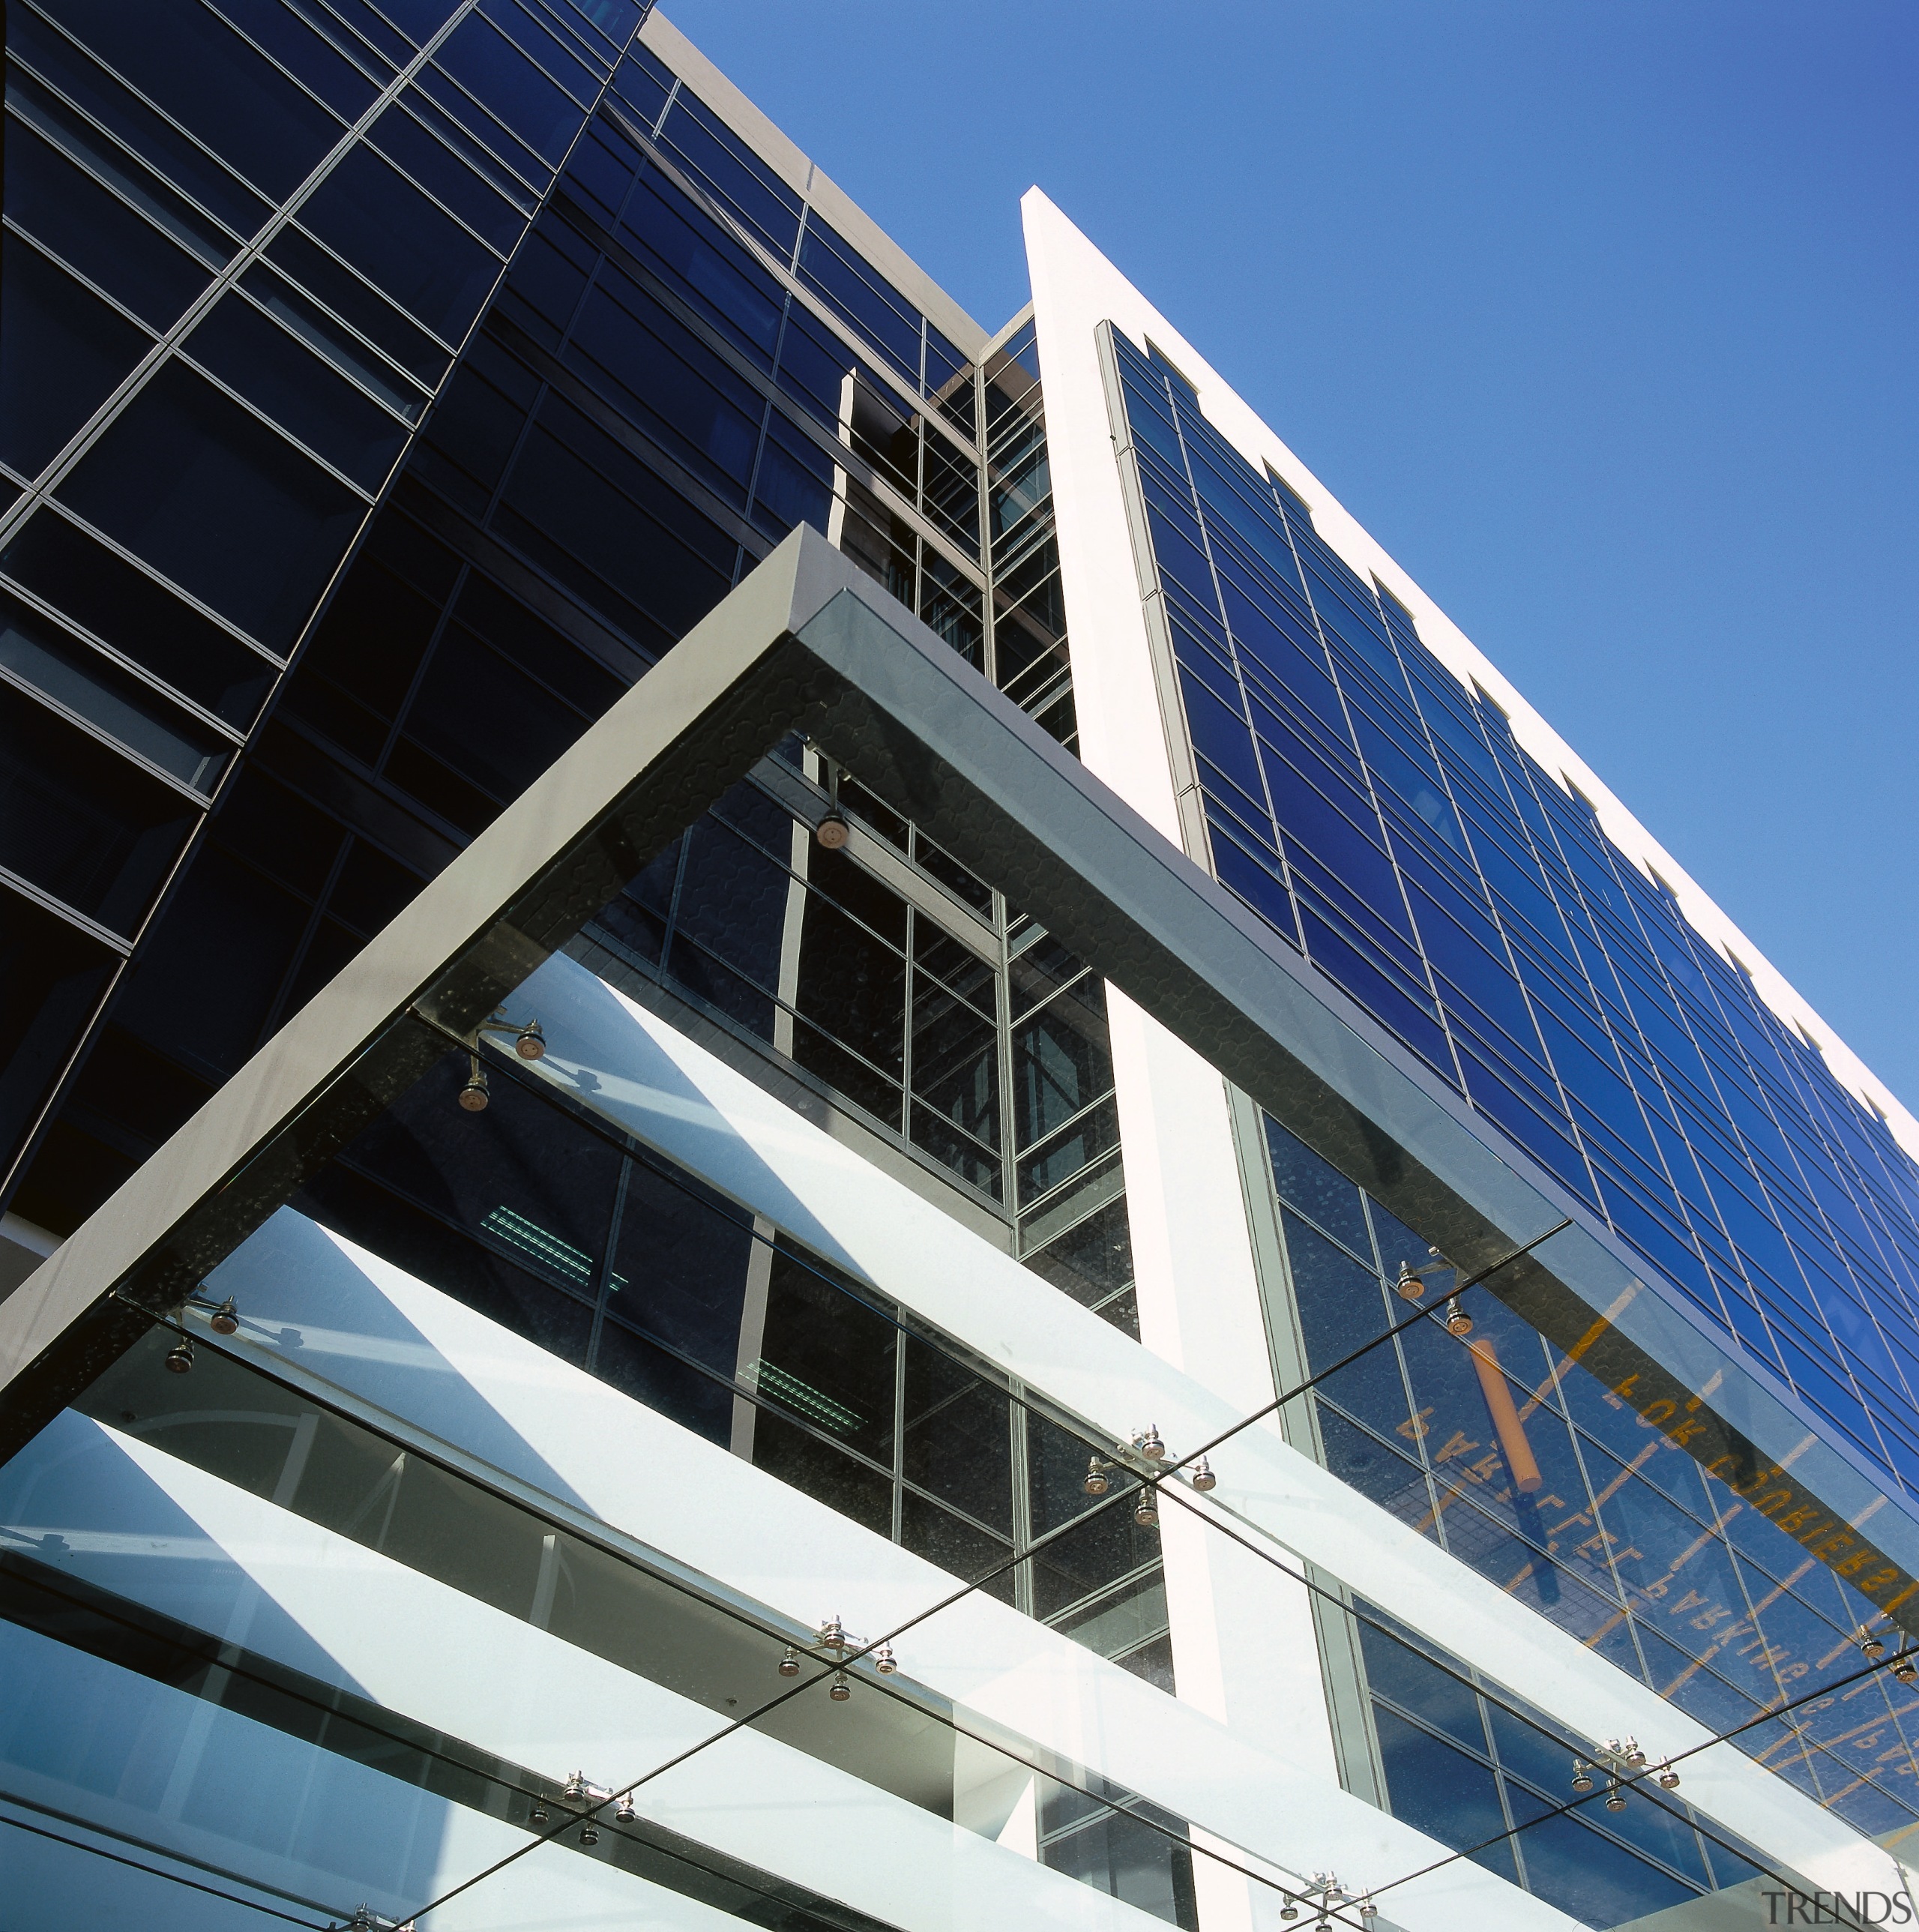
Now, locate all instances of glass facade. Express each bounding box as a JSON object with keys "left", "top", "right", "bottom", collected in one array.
[
  {"left": 280, "top": 1014, "right": 1169, "bottom": 1683},
  {"left": 0, "top": 0, "right": 647, "bottom": 1221},
  {"left": 2, "top": 10, "right": 1130, "bottom": 1321},
  {"left": 4, "top": 10, "right": 1915, "bottom": 1929},
  {"left": 1111, "top": 332, "right": 1919, "bottom": 1514},
  {"left": 1265, "top": 1113, "right": 1919, "bottom": 1841}
]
